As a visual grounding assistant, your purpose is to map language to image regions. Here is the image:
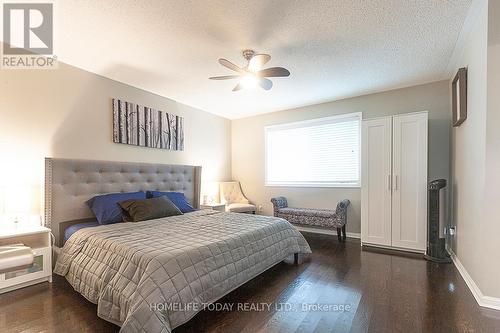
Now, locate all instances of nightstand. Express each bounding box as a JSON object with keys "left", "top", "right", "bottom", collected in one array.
[
  {"left": 0, "top": 226, "right": 52, "bottom": 294},
  {"left": 200, "top": 203, "right": 226, "bottom": 212}
]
